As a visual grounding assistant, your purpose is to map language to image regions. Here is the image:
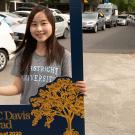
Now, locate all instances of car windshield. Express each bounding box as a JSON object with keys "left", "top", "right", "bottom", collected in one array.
[
  {"left": 104, "top": 13, "right": 111, "bottom": 17},
  {"left": 98, "top": 8, "right": 112, "bottom": 14},
  {"left": 5, "top": 12, "right": 22, "bottom": 18},
  {"left": 118, "top": 16, "right": 127, "bottom": 19},
  {"left": 21, "top": 18, "right": 28, "bottom": 24},
  {"left": 82, "top": 13, "right": 97, "bottom": 19},
  {"left": 0, "top": 16, "right": 5, "bottom": 22}
]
